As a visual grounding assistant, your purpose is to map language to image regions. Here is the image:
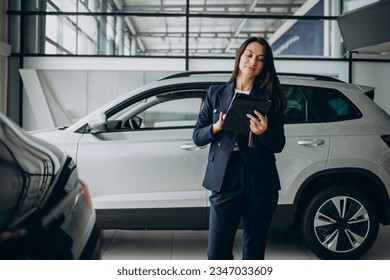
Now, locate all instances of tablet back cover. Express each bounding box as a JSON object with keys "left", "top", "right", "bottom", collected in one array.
[{"left": 222, "top": 94, "right": 271, "bottom": 134}]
